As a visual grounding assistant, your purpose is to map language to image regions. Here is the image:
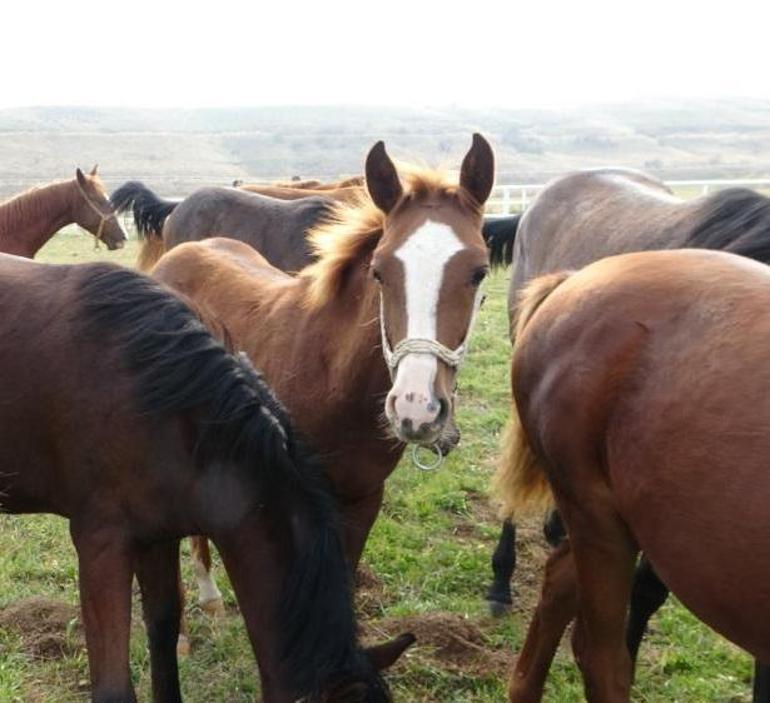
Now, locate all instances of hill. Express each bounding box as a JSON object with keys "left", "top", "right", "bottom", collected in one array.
[{"left": 1, "top": 100, "right": 770, "bottom": 198}]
